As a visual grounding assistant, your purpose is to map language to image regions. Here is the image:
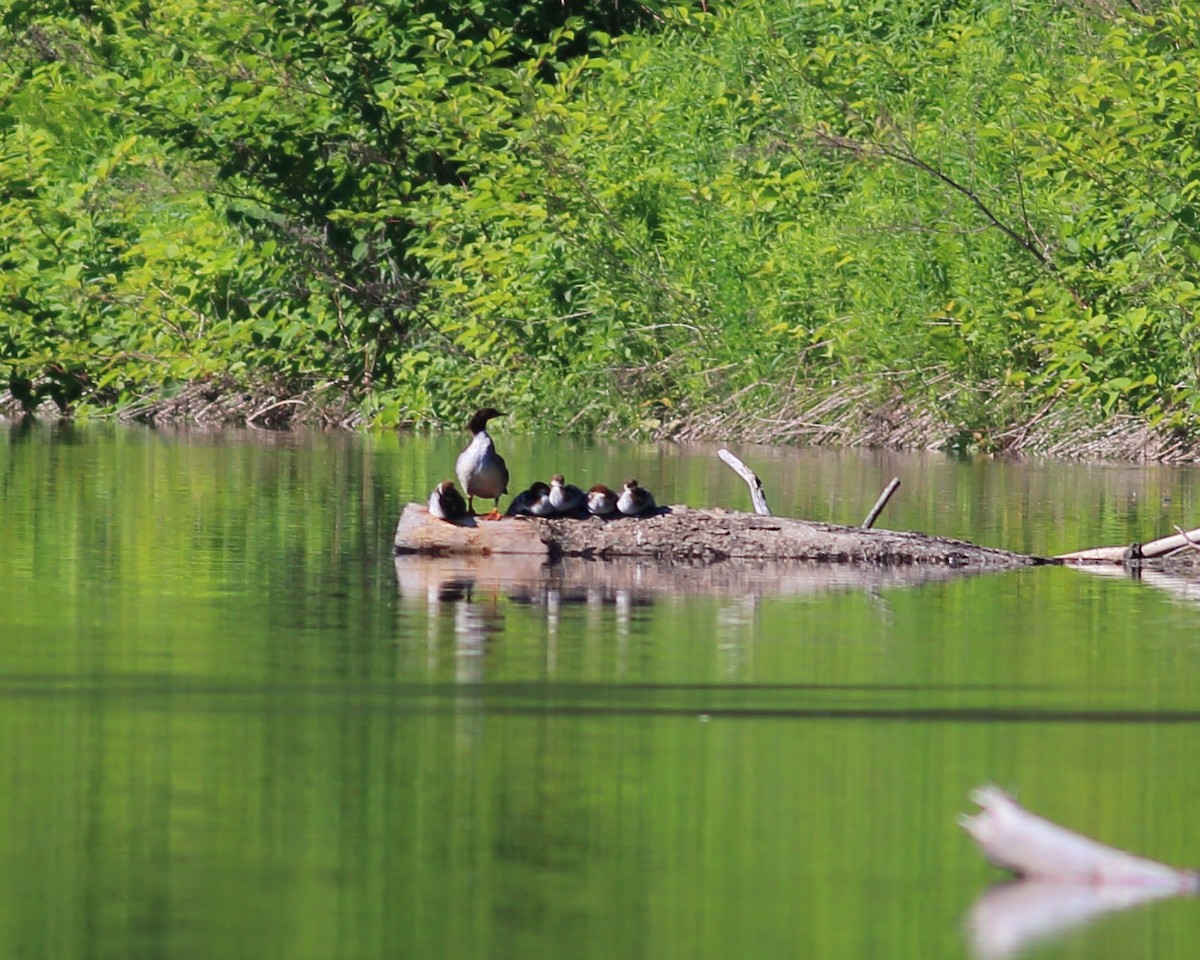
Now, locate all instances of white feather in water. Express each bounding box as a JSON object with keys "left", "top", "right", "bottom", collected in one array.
[{"left": 960, "top": 786, "right": 1200, "bottom": 892}]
